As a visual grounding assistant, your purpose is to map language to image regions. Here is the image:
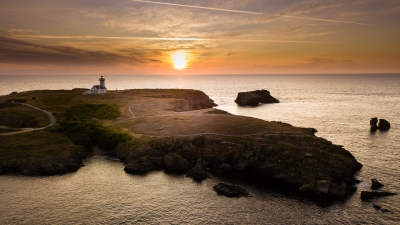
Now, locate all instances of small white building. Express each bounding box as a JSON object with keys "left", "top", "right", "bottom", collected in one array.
[{"left": 85, "top": 76, "right": 107, "bottom": 94}]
